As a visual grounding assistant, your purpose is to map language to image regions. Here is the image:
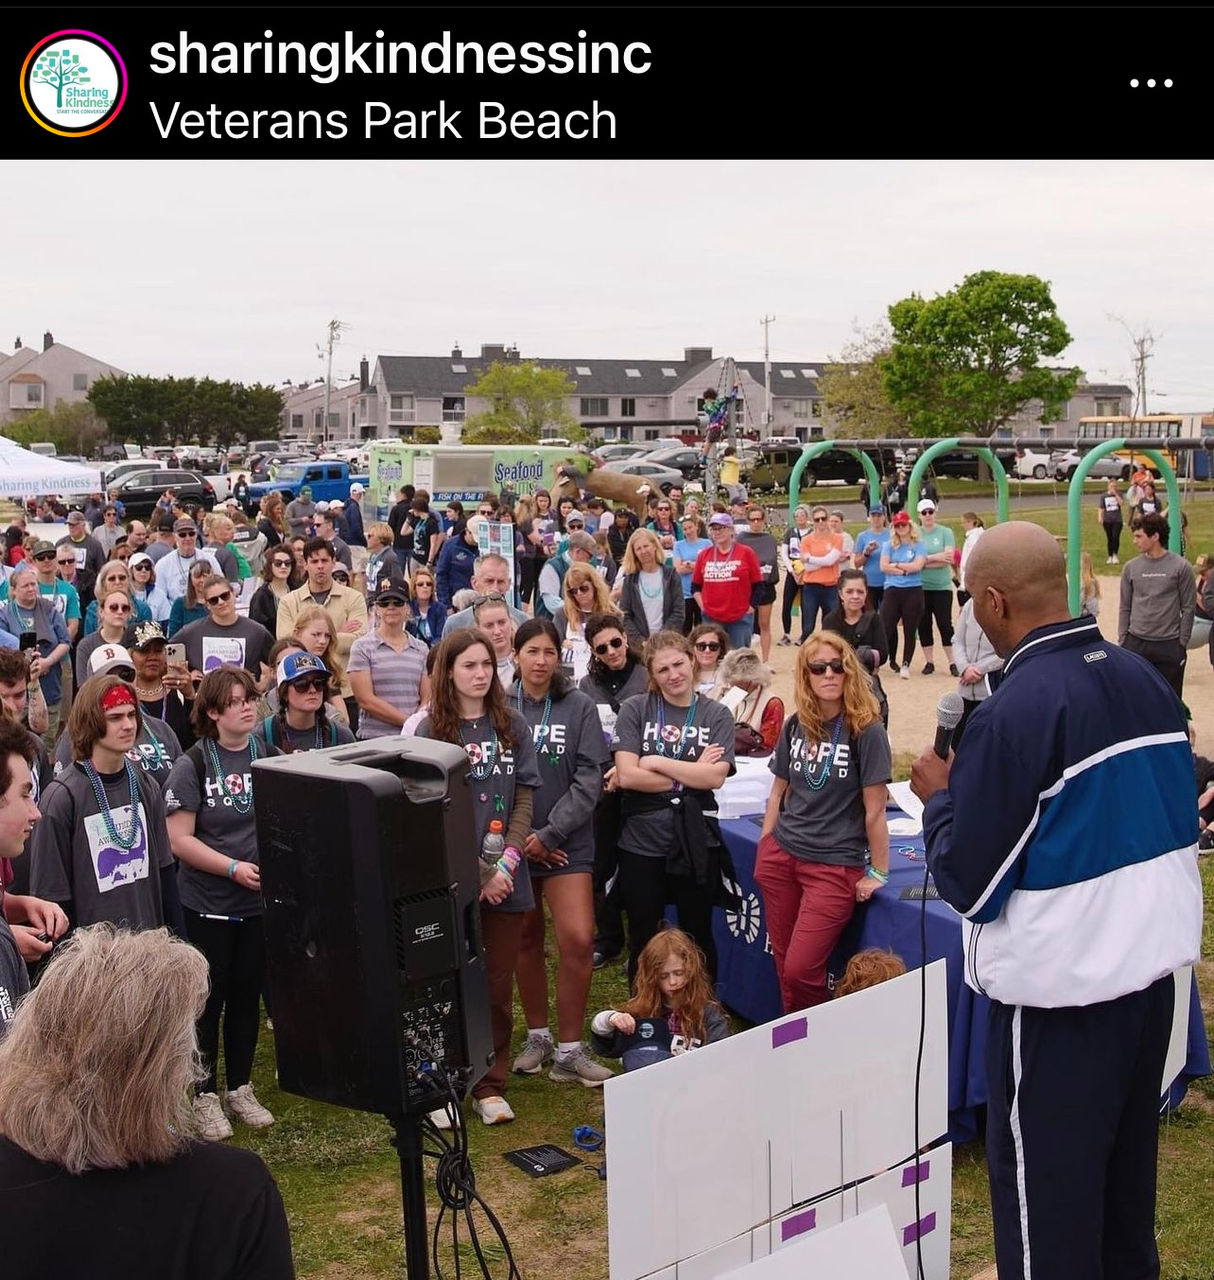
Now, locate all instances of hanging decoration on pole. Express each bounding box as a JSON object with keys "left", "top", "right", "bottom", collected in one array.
[{"left": 700, "top": 364, "right": 742, "bottom": 503}]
